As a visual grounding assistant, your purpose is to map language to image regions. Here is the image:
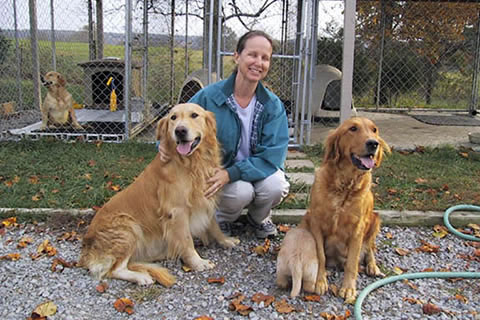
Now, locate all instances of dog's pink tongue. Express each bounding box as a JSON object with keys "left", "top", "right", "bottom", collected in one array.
[
  {"left": 176, "top": 141, "right": 193, "bottom": 155},
  {"left": 360, "top": 157, "right": 375, "bottom": 169}
]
